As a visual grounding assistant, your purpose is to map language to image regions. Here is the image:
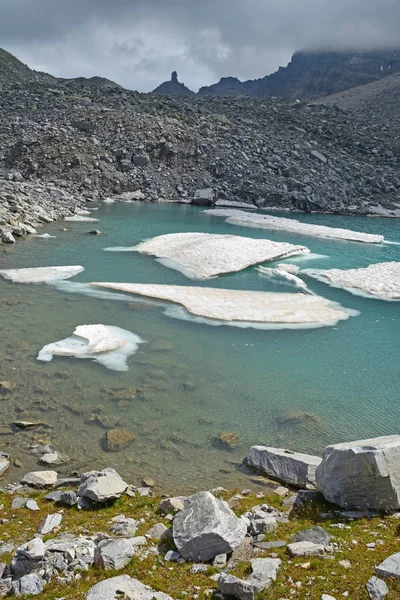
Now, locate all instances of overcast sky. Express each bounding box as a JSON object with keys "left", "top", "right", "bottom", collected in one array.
[{"left": 1, "top": 0, "right": 399, "bottom": 91}]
